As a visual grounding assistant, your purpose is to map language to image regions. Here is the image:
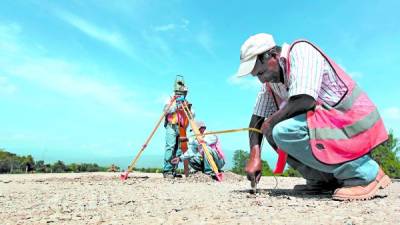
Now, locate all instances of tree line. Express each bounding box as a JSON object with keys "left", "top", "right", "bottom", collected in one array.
[
  {"left": 1, "top": 132, "right": 399, "bottom": 177},
  {"left": 231, "top": 149, "right": 301, "bottom": 177},
  {"left": 232, "top": 132, "right": 400, "bottom": 178},
  {"left": 0, "top": 149, "right": 110, "bottom": 173}
]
